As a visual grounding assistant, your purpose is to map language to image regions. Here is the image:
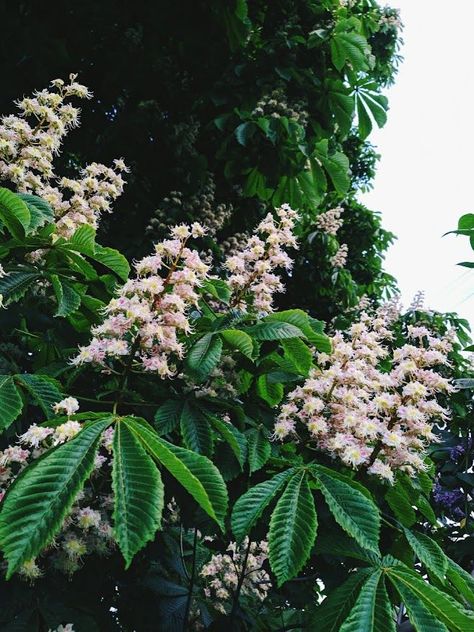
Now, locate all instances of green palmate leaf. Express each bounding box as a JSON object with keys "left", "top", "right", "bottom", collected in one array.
[
  {"left": 243, "top": 167, "right": 272, "bottom": 199},
  {"left": 386, "top": 565, "right": 474, "bottom": 632},
  {"left": 458, "top": 213, "right": 474, "bottom": 230},
  {"left": 374, "top": 577, "right": 396, "bottom": 632},
  {"left": 403, "top": 529, "right": 447, "bottom": 582},
  {"left": 388, "top": 572, "right": 449, "bottom": 632},
  {"left": 246, "top": 427, "right": 271, "bottom": 474},
  {"left": 202, "top": 279, "right": 231, "bottom": 304},
  {"left": 354, "top": 81, "right": 388, "bottom": 139},
  {"left": 207, "top": 414, "right": 246, "bottom": 467},
  {"left": 62, "top": 250, "right": 98, "bottom": 281},
  {"left": 256, "top": 374, "right": 284, "bottom": 407},
  {"left": 340, "top": 570, "right": 395, "bottom": 632},
  {"left": 220, "top": 329, "right": 254, "bottom": 358},
  {"left": 264, "top": 309, "right": 310, "bottom": 330},
  {"left": 330, "top": 31, "right": 370, "bottom": 72},
  {"left": 265, "top": 309, "right": 331, "bottom": 353},
  {"left": 297, "top": 168, "right": 324, "bottom": 210},
  {"left": 0, "top": 187, "right": 31, "bottom": 238},
  {"left": 281, "top": 337, "right": 312, "bottom": 375},
  {"left": 180, "top": 401, "right": 213, "bottom": 456},
  {"left": 446, "top": 558, "right": 474, "bottom": 607},
  {"left": 319, "top": 150, "right": 350, "bottom": 195},
  {"left": 315, "top": 530, "right": 373, "bottom": 563},
  {"left": 416, "top": 493, "right": 437, "bottom": 525},
  {"left": 14, "top": 374, "right": 63, "bottom": 419},
  {"left": 311, "top": 568, "right": 373, "bottom": 632},
  {"left": 231, "top": 469, "right": 295, "bottom": 542},
  {"left": 311, "top": 465, "right": 380, "bottom": 554},
  {"left": 385, "top": 482, "right": 416, "bottom": 527},
  {"left": 356, "top": 95, "right": 373, "bottom": 139},
  {"left": 128, "top": 419, "right": 227, "bottom": 530},
  {"left": 68, "top": 224, "right": 97, "bottom": 253},
  {"left": 0, "top": 417, "right": 112, "bottom": 578},
  {"left": 18, "top": 194, "right": 54, "bottom": 233},
  {"left": 245, "top": 321, "right": 305, "bottom": 341},
  {"left": 0, "top": 270, "right": 40, "bottom": 305},
  {"left": 154, "top": 399, "right": 184, "bottom": 435},
  {"left": 50, "top": 275, "right": 82, "bottom": 317},
  {"left": 327, "top": 79, "right": 354, "bottom": 136},
  {"left": 0, "top": 375, "right": 22, "bottom": 432},
  {"left": 89, "top": 245, "right": 130, "bottom": 281},
  {"left": 113, "top": 420, "right": 164, "bottom": 567},
  {"left": 235, "top": 121, "right": 256, "bottom": 146},
  {"left": 185, "top": 333, "right": 223, "bottom": 381},
  {"left": 268, "top": 471, "right": 317, "bottom": 586}
]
